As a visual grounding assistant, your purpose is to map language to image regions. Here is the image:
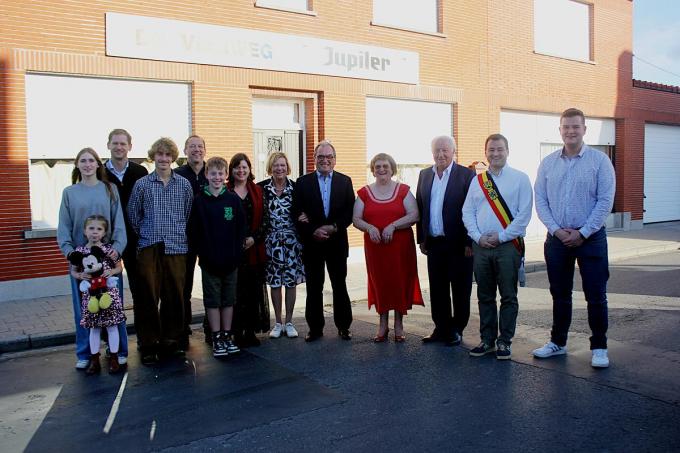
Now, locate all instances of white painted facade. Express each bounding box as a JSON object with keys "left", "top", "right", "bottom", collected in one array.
[{"left": 500, "top": 110, "right": 615, "bottom": 240}]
